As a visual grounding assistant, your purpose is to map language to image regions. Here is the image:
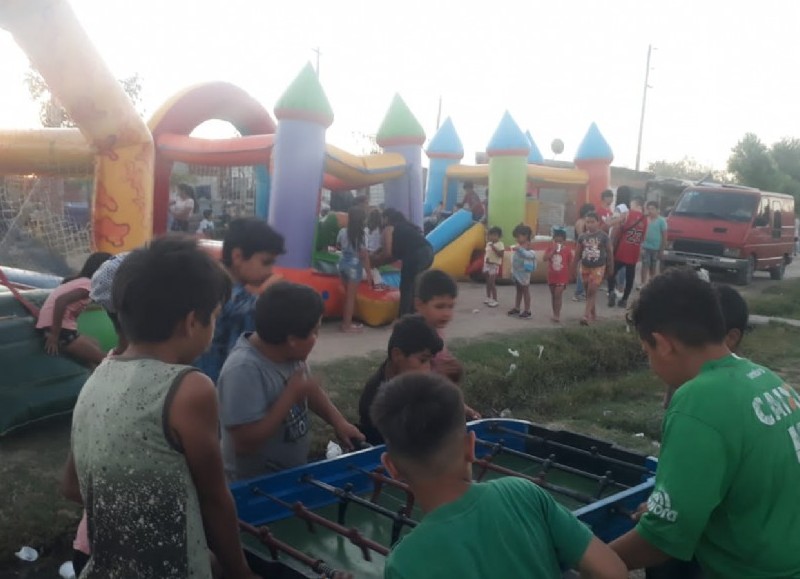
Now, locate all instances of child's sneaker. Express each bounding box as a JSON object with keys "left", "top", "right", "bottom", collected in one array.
[
  {"left": 618, "top": 298, "right": 628, "bottom": 309},
  {"left": 507, "top": 308, "right": 520, "bottom": 316},
  {"left": 487, "top": 300, "right": 499, "bottom": 308},
  {"left": 607, "top": 294, "right": 617, "bottom": 308},
  {"left": 518, "top": 311, "right": 532, "bottom": 320},
  {"left": 483, "top": 298, "right": 492, "bottom": 305}
]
